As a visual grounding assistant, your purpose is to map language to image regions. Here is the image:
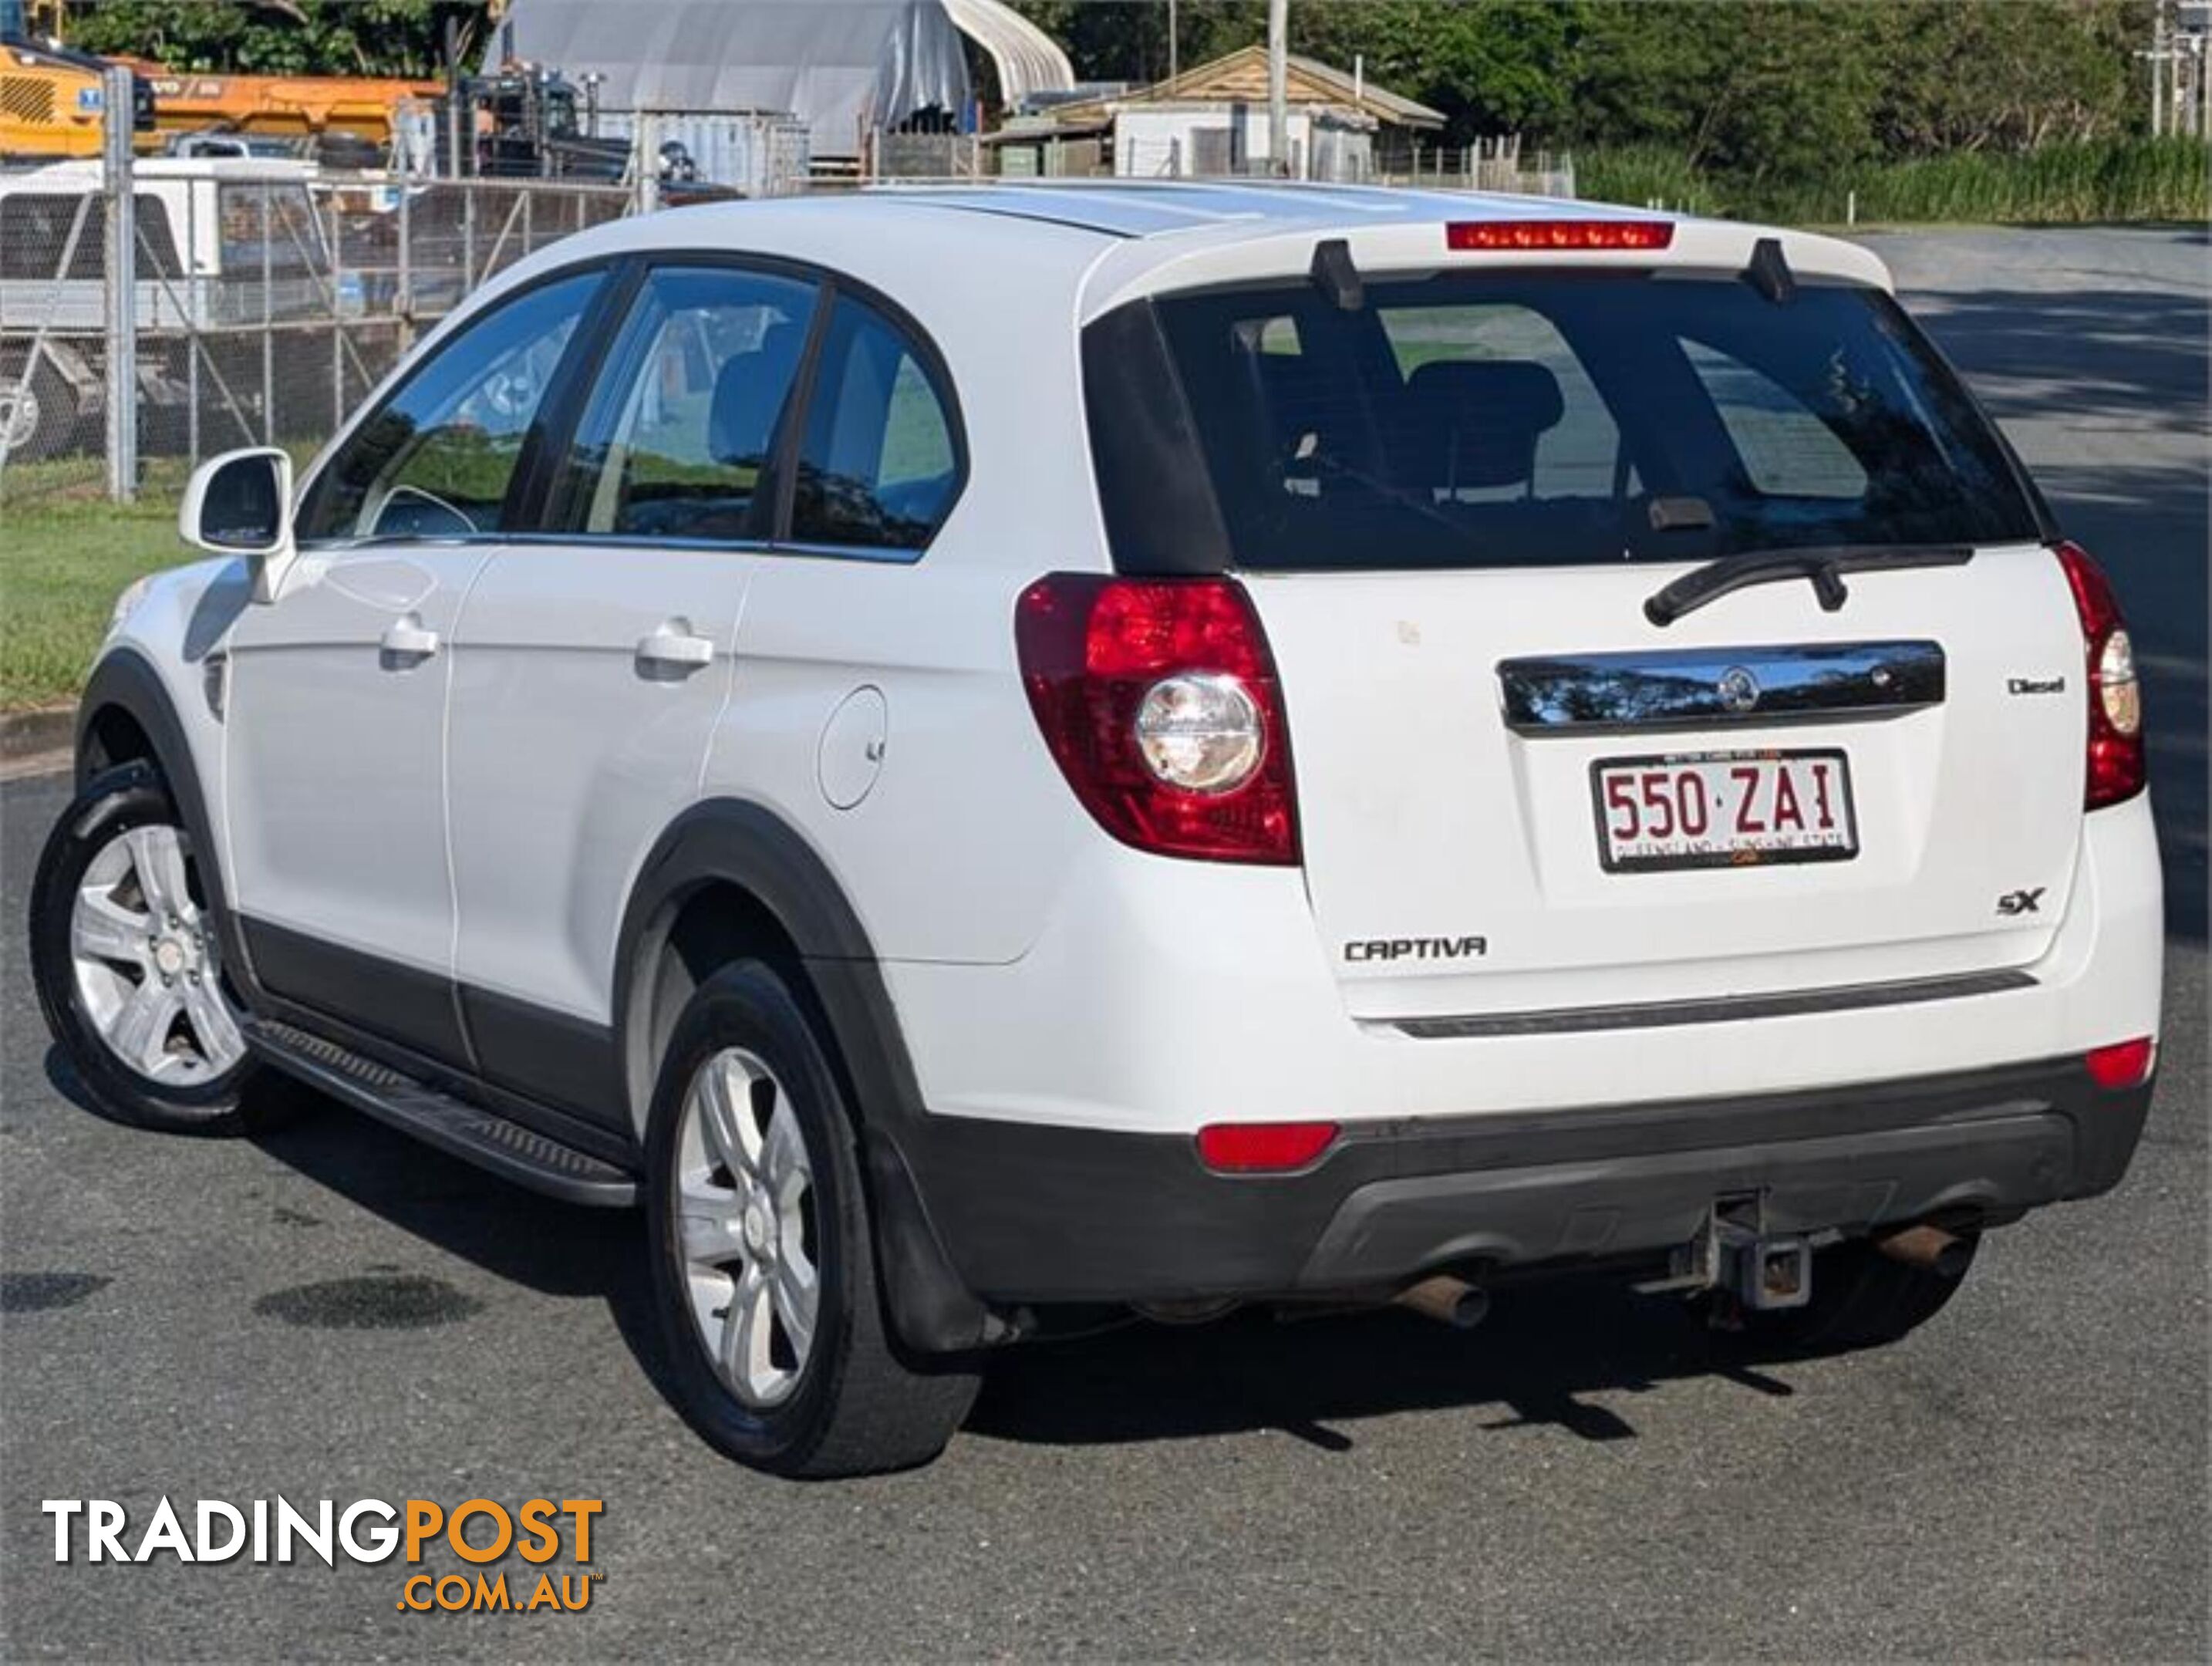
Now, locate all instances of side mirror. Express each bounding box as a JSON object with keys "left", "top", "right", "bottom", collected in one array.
[{"left": 180, "top": 447, "right": 295, "bottom": 602}]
